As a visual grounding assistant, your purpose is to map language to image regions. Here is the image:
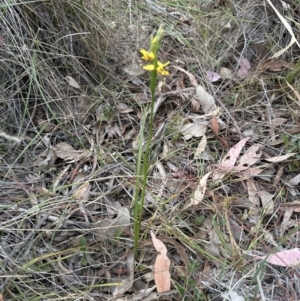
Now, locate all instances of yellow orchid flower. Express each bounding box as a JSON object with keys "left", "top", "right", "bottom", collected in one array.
[
  {"left": 143, "top": 61, "right": 170, "bottom": 76},
  {"left": 140, "top": 49, "right": 155, "bottom": 61},
  {"left": 156, "top": 61, "right": 170, "bottom": 75}
]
